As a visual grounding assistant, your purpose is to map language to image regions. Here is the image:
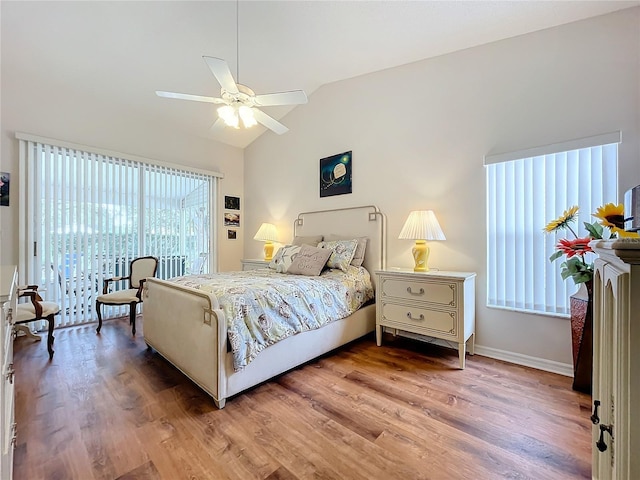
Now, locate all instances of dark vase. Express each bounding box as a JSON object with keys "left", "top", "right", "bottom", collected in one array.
[{"left": 570, "top": 280, "right": 593, "bottom": 394}]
